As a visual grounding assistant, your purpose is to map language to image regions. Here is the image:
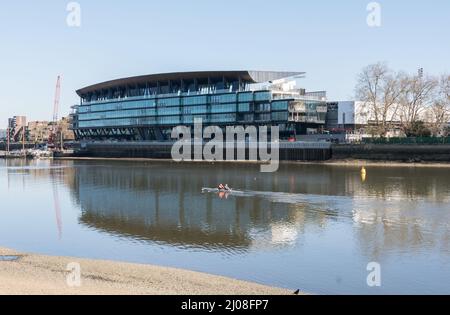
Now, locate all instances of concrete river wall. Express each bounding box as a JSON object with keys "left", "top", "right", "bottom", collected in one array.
[
  {"left": 48, "top": 141, "right": 450, "bottom": 162},
  {"left": 332, "top": 144, "right": 450, "bottom": 162},
  {"left": 74, "top": 141, "right": 332, "bottom": 161}
]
